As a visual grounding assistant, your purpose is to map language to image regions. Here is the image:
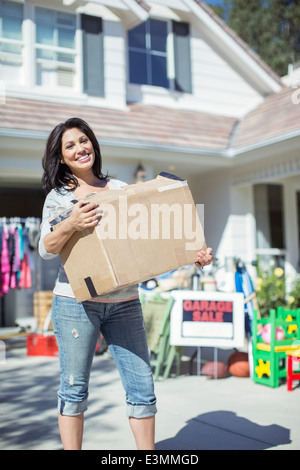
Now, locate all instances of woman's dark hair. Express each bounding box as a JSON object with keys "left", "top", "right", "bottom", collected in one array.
[{"left": 42, "top": 117, "right": 106, "bottom": 194}]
